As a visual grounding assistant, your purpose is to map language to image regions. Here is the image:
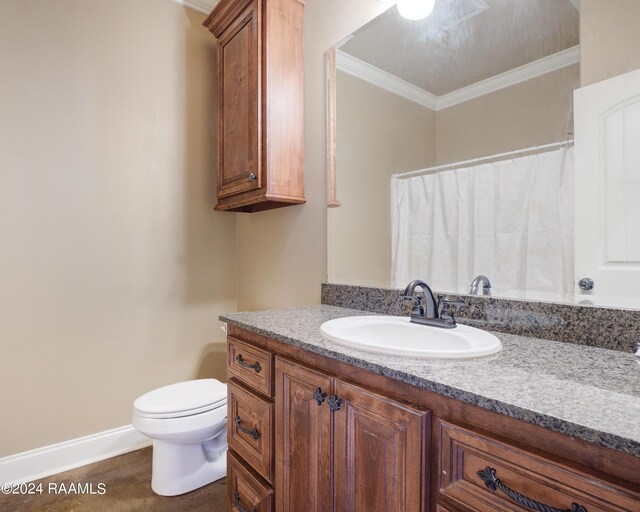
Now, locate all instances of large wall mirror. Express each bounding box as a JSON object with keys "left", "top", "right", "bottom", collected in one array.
[{"left": 326, "top": 0, "right": 640, "bottom": 309}]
